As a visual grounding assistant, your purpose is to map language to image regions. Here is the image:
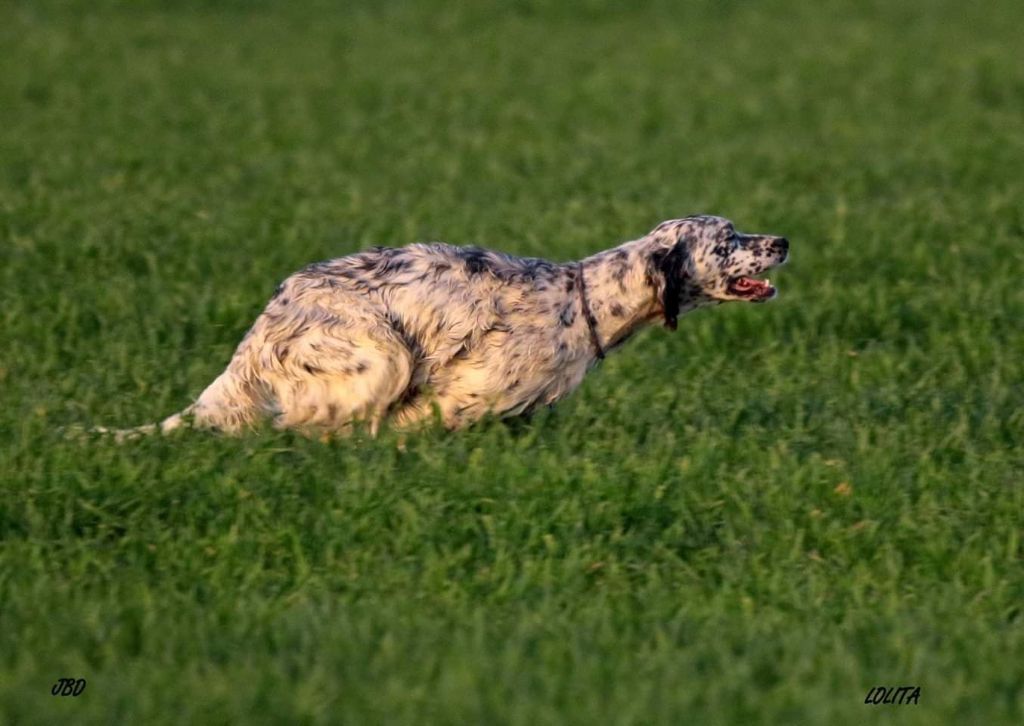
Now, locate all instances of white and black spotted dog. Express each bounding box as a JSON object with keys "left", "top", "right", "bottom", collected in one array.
[{"left": 99, "top": 215, "right": 788, "bottom": 439}]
